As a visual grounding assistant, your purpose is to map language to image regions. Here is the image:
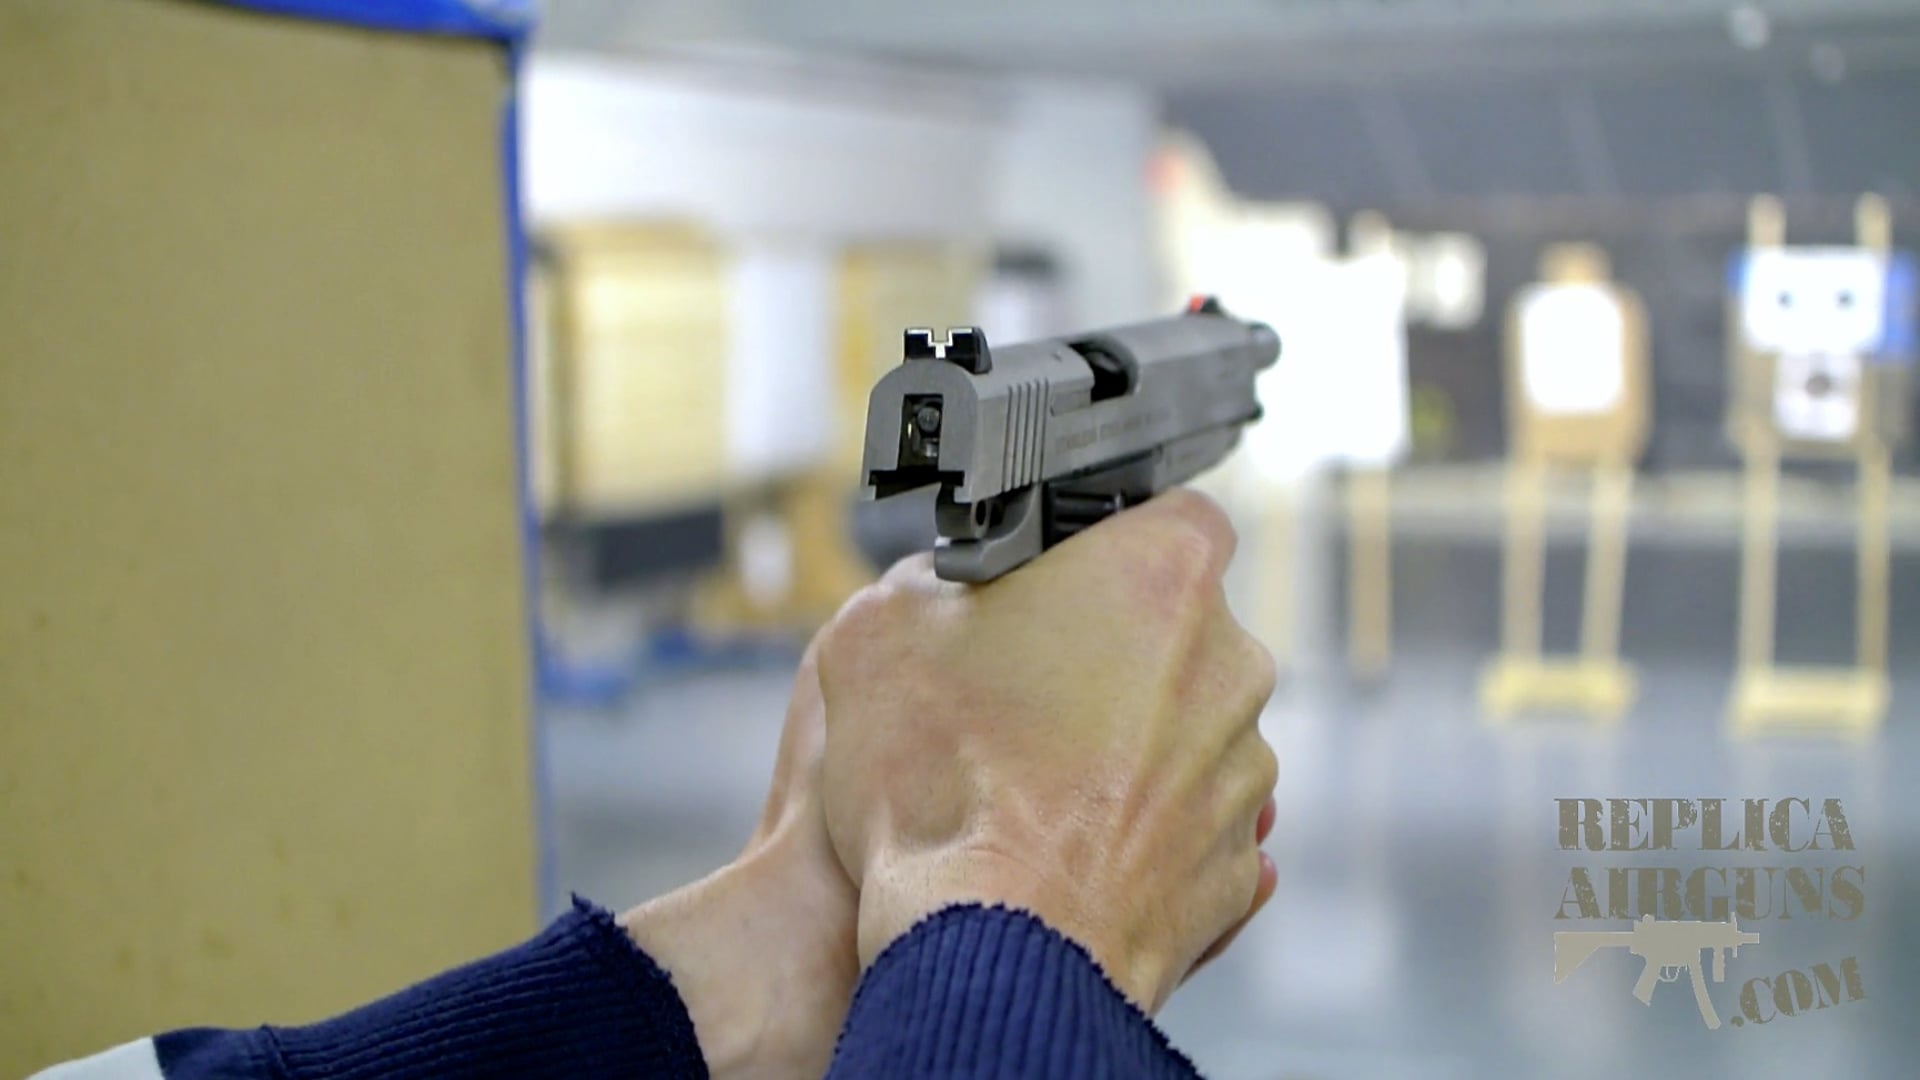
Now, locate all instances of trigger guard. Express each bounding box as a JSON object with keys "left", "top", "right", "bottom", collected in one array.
[{"left": 932, "top": 485, "right": 1045, "bottom": 583}]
